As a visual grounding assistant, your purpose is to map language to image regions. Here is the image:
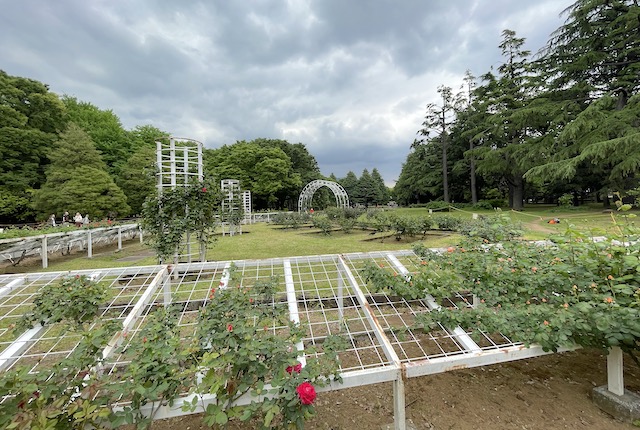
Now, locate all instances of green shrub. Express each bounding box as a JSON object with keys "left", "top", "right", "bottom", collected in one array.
[
  {"left": 431, "top": 215, "right": 463, "bottom": 231},
  {"left": 312, "top": 215, "right": 333, "bottom": 235},
  {"left": 271, "top": 212, "right": 311, "bottom": 229},
  {"left": 472, "top": 200, "right": 494, "bottom": 210},
  {"left": 458, "top": 214, "right": 523, "bottom": 243}
]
